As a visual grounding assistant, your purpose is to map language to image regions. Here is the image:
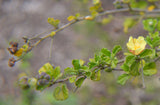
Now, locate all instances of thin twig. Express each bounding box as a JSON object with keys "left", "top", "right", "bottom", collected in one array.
[
  {"left": 24, "top": 8, "right": 160, "bottom": 54},
  {"left": 141, "top": 60, "right": 145, "bottom": 88},
  {"left": 49, "top": 37, "right": 54, "bottom": 63},
  {"left": 117, "top": 59, "right": 125, "bottom": 64},
  {"left": 112, "top": 68, "right": 123, "bottom": 71},
  {"left": 154, "top": 56, "right": 160, "bottom": 62}
]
